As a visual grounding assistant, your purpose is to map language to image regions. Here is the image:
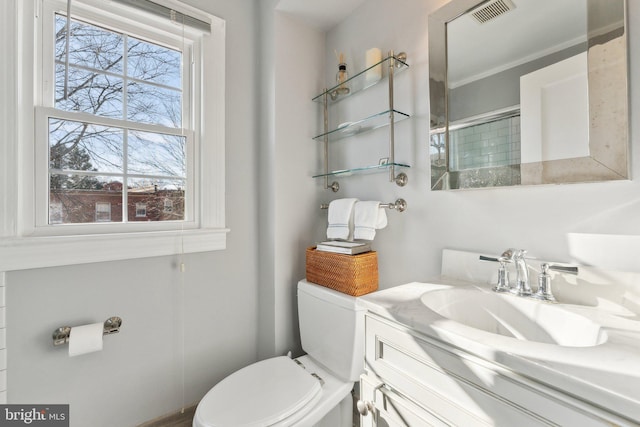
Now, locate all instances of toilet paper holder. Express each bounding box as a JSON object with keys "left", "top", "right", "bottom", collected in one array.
[{"left": 52, "top": 316, "right": 123, "bottom": 346}]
